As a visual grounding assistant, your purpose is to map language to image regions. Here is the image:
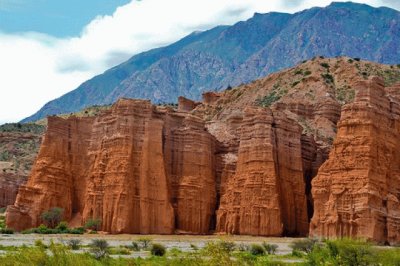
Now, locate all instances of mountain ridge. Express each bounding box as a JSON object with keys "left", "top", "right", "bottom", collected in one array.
[{"left": 22, "top": 1, "right": 400, "bottom": 122}]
